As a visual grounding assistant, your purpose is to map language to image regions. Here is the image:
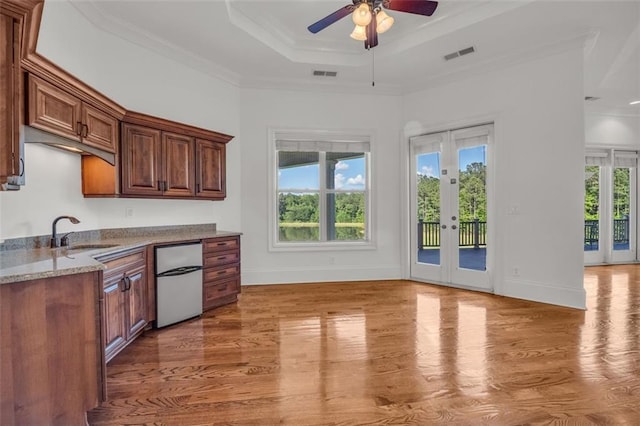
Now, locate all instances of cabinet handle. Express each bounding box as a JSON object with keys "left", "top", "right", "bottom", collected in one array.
[
  {"left": 217, "top": 256, "right": 226, "bottom": 261},
  {"left": 82, "top": 124, "right": 89, "bottom": 138},
  {"left": 120, "top": 278, "right": 127, "bottom": 292},
  {"left": 196, "top": 183, "right": 200, "bottom": 193},
  {"left": 76, "top": 121, "right": 83, "bottom": 136},
  {"left": 19, "top": 158, "right": 24, "bottom": 177},
  {"left": 217, "top": 270, "right": 226, "bottom": 275},
  {"left": 158, "top": 180, "right": 163, "bottom": 191}
]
